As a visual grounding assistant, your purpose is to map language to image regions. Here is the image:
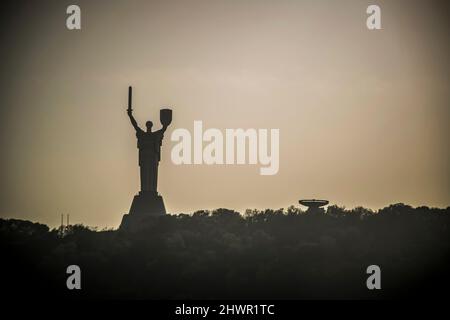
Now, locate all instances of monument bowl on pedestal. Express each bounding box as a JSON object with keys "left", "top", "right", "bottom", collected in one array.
[{"left": 299, "top": 199, "right": 329, "bottom": 214}]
